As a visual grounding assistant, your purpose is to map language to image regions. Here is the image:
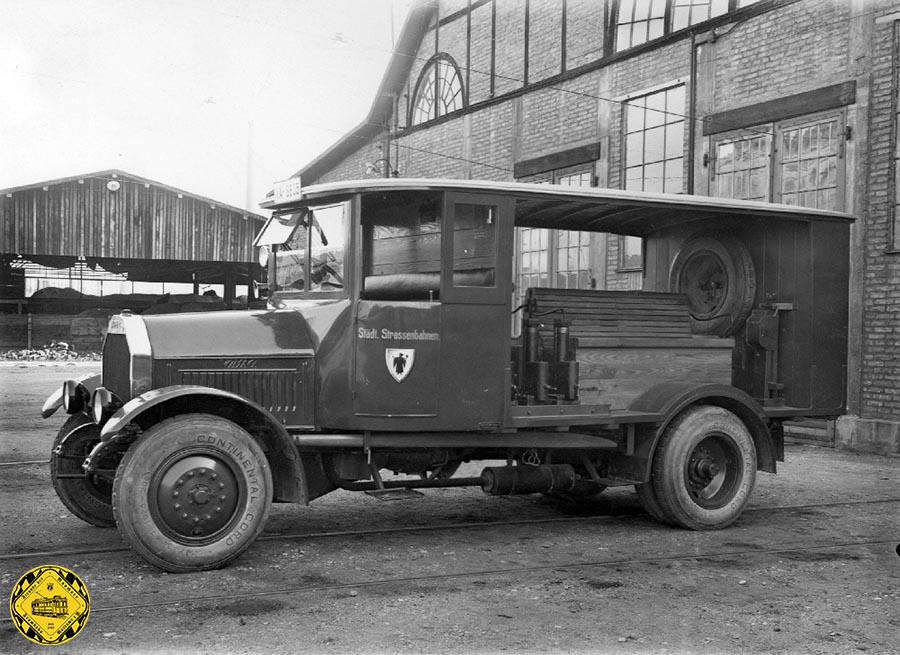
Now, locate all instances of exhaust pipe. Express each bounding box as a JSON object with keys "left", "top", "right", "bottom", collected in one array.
[{"left": 480, "top": 464, "right": 576, "bottom": 495}]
